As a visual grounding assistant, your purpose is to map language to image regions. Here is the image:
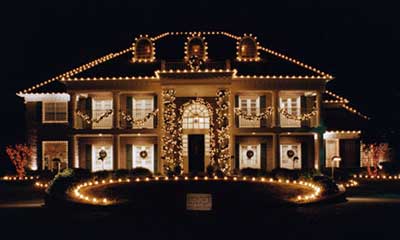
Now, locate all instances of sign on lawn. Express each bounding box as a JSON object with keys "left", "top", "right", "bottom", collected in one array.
[{"left": 186, "top": 193, "right": 212, "bottom": 211}]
